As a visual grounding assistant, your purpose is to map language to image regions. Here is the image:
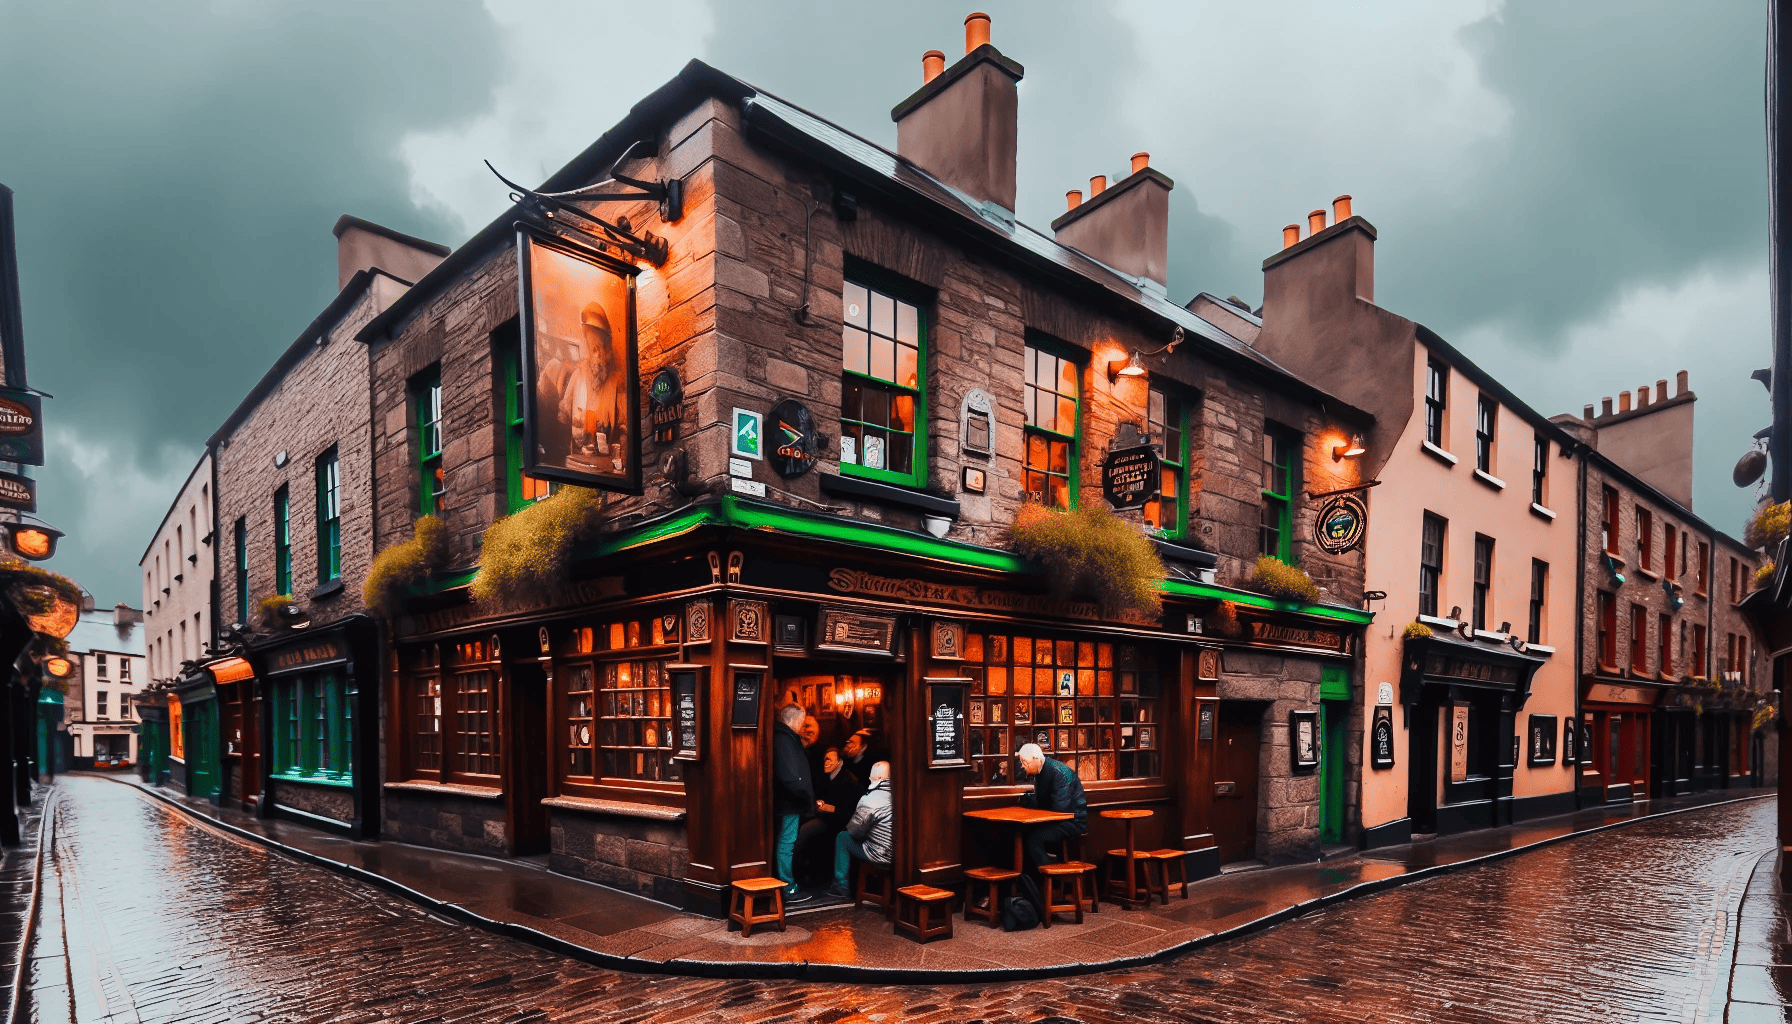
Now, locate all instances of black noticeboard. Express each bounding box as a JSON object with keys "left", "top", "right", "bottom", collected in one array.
[
  {"left": 730, "top": 667, "right": 764, "bottom": 730},
  {"left": 1102, "top": 444, "right": 1160, "bottom": 509},
  {"left": 1528, "top": 713, "right": 1557, "bottom": 766},
  {"left": 927, "top": 678, "right": 970, "bottom": 769},
  {"left": 1371, "top": 706, "right": 1396, "bottom": 769},
  {"left": 669, "top": 665, "right": 704, "bottom": 761}
]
